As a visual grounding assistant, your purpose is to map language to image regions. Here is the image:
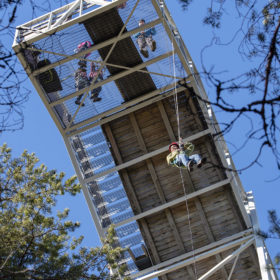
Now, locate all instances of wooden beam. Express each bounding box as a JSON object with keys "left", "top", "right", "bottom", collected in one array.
[
  {"left": 129, "top": 112, "right": 195, "bottom": 278},
  {"left": 158, "top": 100, "right": 228, "bottom": 278},
  {"left": 103, "top": 123, "right": 168, "bottom": 280},
  {"left": 157, "top": 101, "right": 176, "bottom": 142},
  {"left": 84, "top": 129, "right": 211, "bottom": 183},
  {"left": 103, "top": 123, "right": 141, "bottom": 213},
  {"left": 183, "top": 167, "right": 229, "bottom": 279},
  {"left": 110, "top": 179, "right": 230, "bottom": 229}
]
